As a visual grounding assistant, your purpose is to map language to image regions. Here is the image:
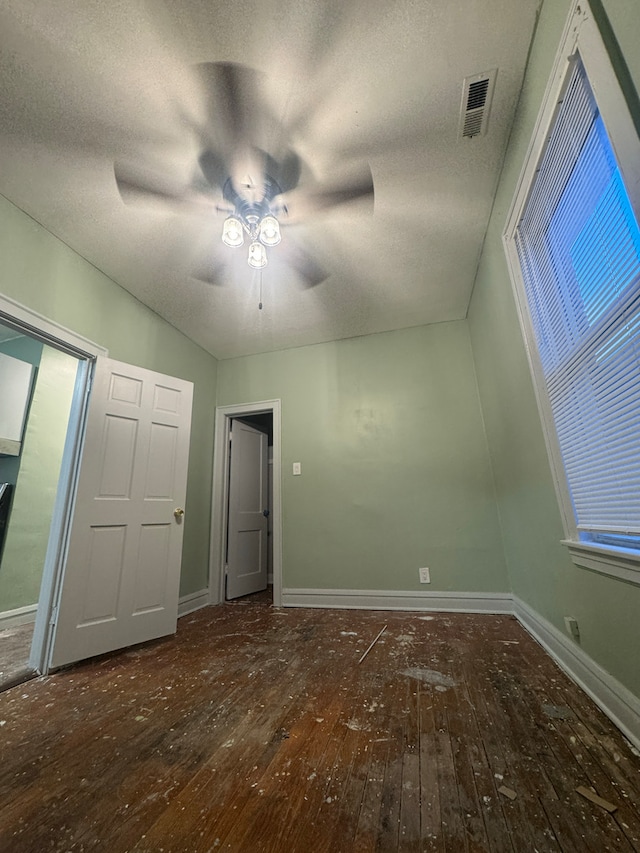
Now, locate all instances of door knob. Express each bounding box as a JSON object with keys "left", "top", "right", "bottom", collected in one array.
[
  {"left": 173, "top": 507, "right": 185, "bottom": 519},
  {"left": 263, "top": 509, "right": 270, "bottom": 518}
]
